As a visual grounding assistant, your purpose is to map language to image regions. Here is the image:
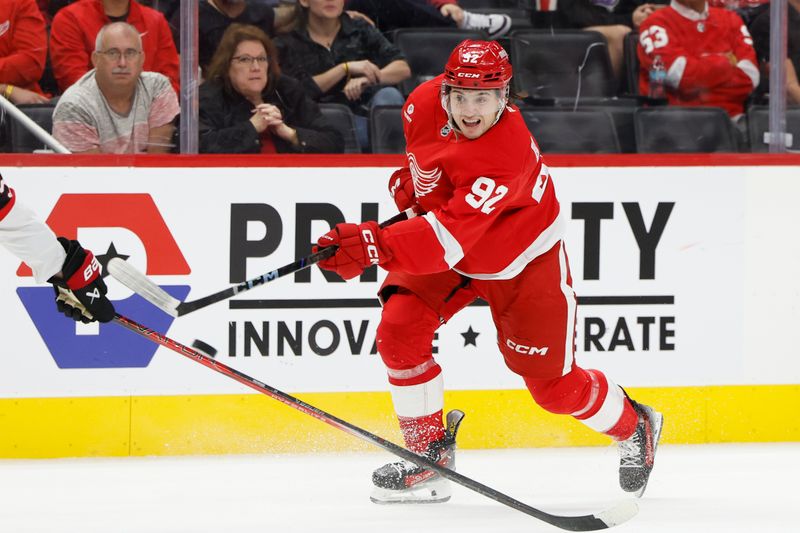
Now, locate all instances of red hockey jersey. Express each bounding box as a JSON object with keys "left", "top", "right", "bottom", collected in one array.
[
  {"left": 378, "top": 75, "right": 564, "bottom": 279},
  {"left": 637, "top": 2, "right": 758, "bottom": 117}
]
